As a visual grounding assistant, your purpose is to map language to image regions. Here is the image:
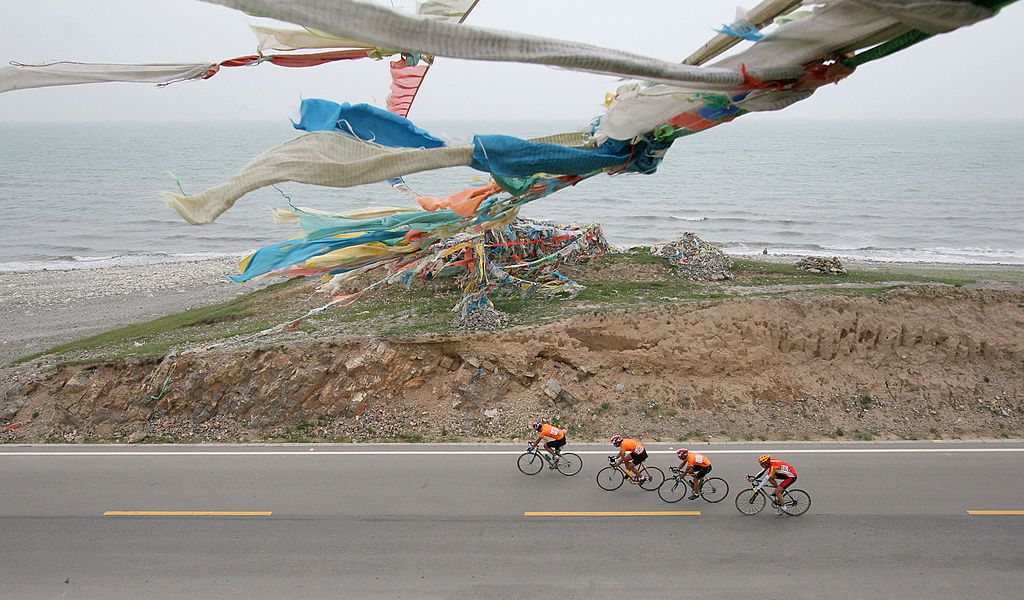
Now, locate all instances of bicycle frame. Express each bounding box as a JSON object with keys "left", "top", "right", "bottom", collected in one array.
[
  {"left": 529, "top": 444, "right": 562, "bottom": 462},
  {"left": 668, "top": 469, "right": 701, "bottom": 492},
  {"left": 746, "top": 475, "right": 793, "bottom": 508},
  {"left": 608, "top": 456, "right": 651, "bottom": 483}
]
